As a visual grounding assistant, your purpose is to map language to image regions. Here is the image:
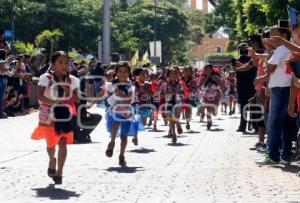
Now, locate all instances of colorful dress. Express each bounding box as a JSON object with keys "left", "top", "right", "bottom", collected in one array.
[
  {"left": 225, "top": 76, "right": 237, "bottom": 98},
  {"left": 161, "top": 81, "right": 184, "bottom": 120},
  {"left": 134, "top": 81, "right": 153, "bottom": 117},
  {"left": 181, "top": 76, "right": 199, "bottom": 108},
  {"left": 200, "top": 75, "right": 222, "bottom": 106},
  {"left": 220, "top": 77, "right": 228, "bottom": 104},
  {"left": 31, "top": 72, "right": 79, "bottom": 148},
  {"left": 105, "top": 80, "right": 143, "bottom": 137}
]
